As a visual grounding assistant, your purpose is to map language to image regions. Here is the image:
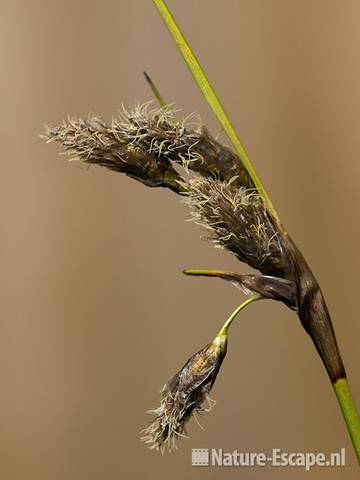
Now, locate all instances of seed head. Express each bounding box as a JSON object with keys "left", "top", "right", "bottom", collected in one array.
[
  {"left": 42, "top": 102, "right": 255, "bottom": 193},
  {"left": 141, "top": 332, "right": 227, "bottom": 453},
  {"left": 42, "top": 110, "right": 184, "bottom": 193},
  {"left": 185, "top": 176, "right": 289, "bottom": 277}
]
